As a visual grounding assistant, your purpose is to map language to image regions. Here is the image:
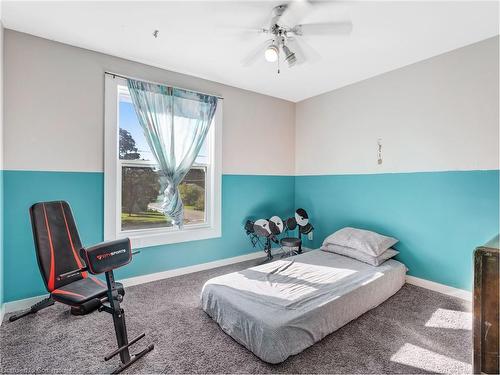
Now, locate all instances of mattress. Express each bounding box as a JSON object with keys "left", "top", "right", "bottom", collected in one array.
[{"left": 201, "top": 250, "right": 406, "bottom": 364}]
